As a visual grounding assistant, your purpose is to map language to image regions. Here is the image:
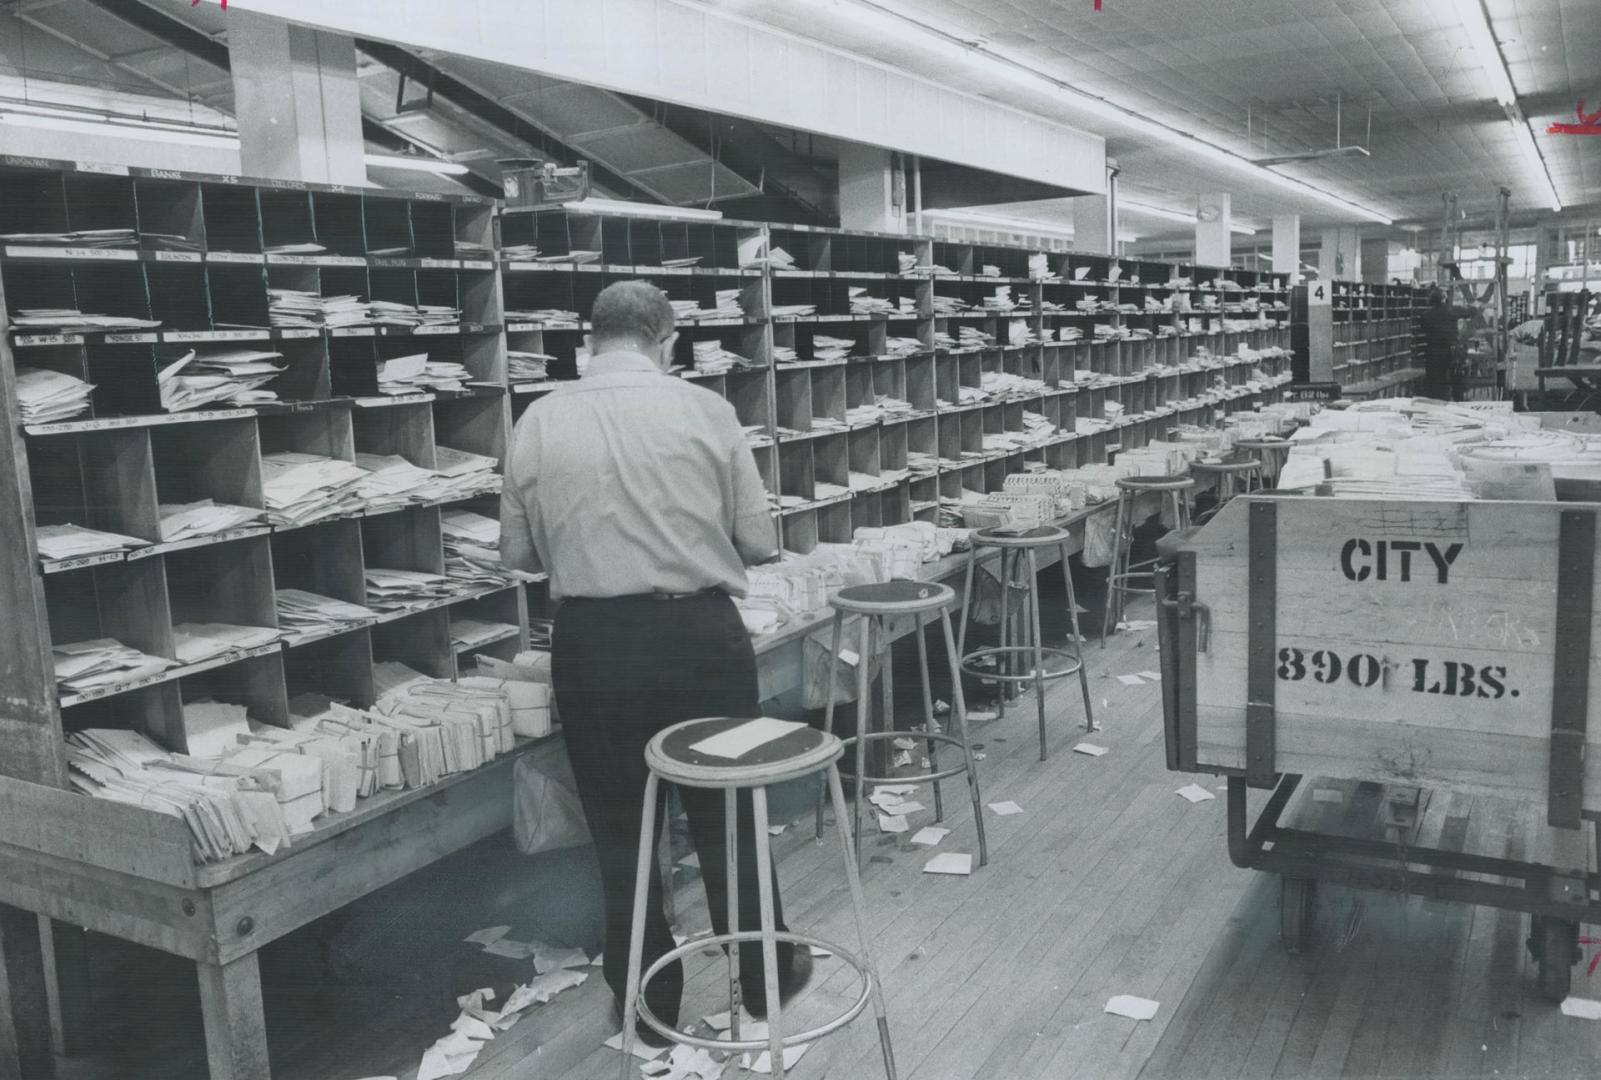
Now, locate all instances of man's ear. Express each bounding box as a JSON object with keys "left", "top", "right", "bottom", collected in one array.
[{"left": 661, "top": 331, "right": 680, "bottom": 369}]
